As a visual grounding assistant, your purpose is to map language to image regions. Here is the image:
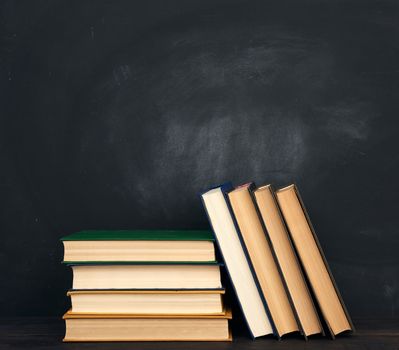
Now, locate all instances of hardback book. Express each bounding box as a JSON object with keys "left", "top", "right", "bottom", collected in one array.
[
  {"left": 61, "top": 230, "right": 215, "bottom": 262},
  {"left": 228, "top": 183, "right": 299, "bottom": 338},
  {"left": 275, "top": 184, "right": 354, "bottom": 338},
  {"left": 253, "top": 185, "right": 323, "bottom": 338},
  {"left": 201, "top": 183, "right": 274, "bottom": 339},
  {"left": 63, "top": 309, "right": 232, "bottom": 342},
  {"left": 67, "top": 289, "right": 225, "bottom": 315},
  {"left": 70, "top": 263, "right": 222, "bottom": 289}
]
